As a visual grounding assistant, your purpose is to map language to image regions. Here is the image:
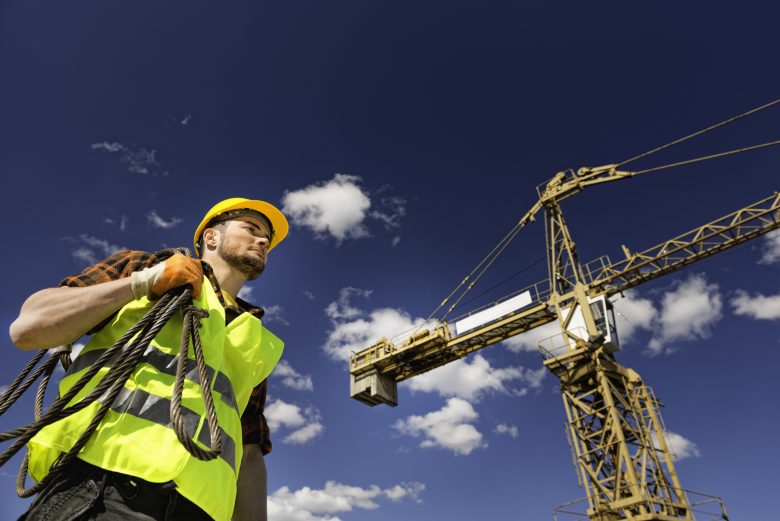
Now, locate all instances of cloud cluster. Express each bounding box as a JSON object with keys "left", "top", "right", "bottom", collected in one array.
[
  {"left": 268, "top": 481, "right": 425, "bottom": 521},
  {"left": 272, "top": 360, "right": 314, "bottom": 391},
  {"left": 732, "top": 290, "right": 780, "bottom": 320},
  {"left": 146, "top": 210, "right": 183, "bottom": 229},
  {"left": 647, "top": 275, "right": 723, "bottom": 356},
  {"left": 494, "top": 423, "right": 519, "bottom": 438},
  {"left": 652, "top": 431, "right": 701, "bottom": 462},
  {"left": 70, "top": 234, "right": 126, "bottom": 265},
  {"left": 91, "top": 141, "right": 164, "bottom": 175},
  {"left": 406, "top": 354, "right": 545, "bottom": 401},
  {"left": 265, "top": 399, "right": 323, "bottom": 445},
  {"left": 282, "top": 174, "right": 407, "bottom": 243},
  {"left": 394, "top": 398, "right": 486, "bottom": 456},
  {"left": 103, "top": 215, "right": 129, "bottom": 231},
  {"left": 759, "top": 229, "right": 780, "bottom": 265},
  {"left": 323, "top": 287, "right": 425, "bottom": 362},
  {"left": 283, "top": 174, "right": 372, "bottom": 242},
  {"left": 370, "top": 195, "right": 407, "bottom": 231}
]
